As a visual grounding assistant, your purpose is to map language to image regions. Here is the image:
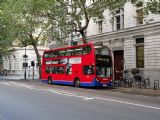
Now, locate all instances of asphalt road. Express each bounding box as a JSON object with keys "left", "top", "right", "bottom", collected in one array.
[{"left": 0, "top": 80, "right": 160, "bottom": 120}]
